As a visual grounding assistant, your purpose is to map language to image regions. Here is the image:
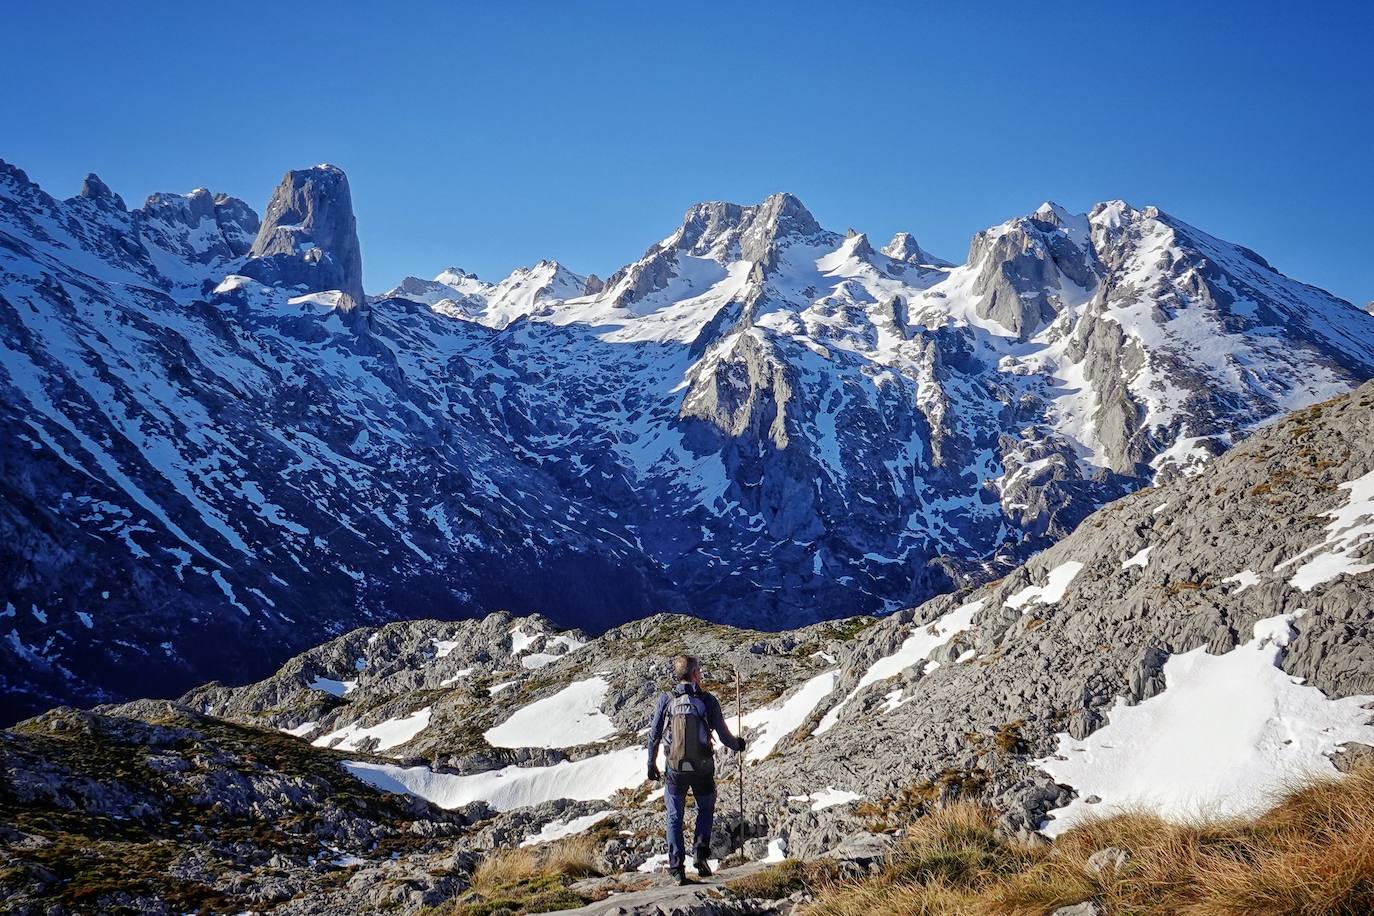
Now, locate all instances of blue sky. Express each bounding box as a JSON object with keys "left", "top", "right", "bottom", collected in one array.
[{"left": 5, "top": 1, "right": 1371, "bottom": 304}]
